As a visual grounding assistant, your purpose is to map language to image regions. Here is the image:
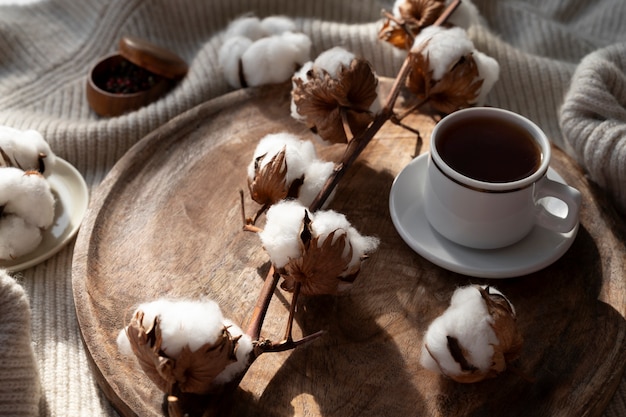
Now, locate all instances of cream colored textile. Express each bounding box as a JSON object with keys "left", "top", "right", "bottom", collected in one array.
[
  {"left": 0, "top": 270, "right": 40, "bottom": 416},
  {"left": 560, "top": 42, "right": 626, "bottom": 215},
  {"left": 0, "top": 0, "right": 625, "bottom": 416}
]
